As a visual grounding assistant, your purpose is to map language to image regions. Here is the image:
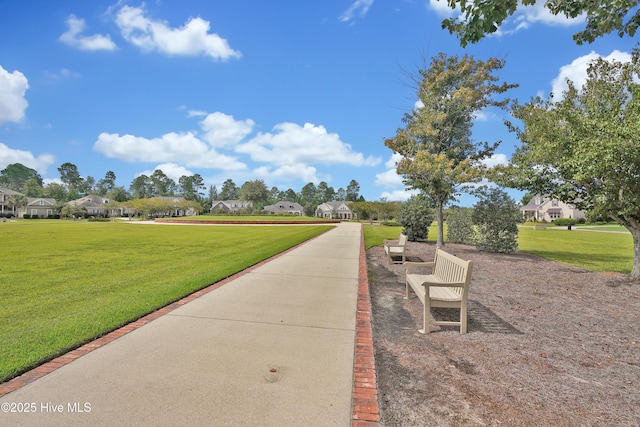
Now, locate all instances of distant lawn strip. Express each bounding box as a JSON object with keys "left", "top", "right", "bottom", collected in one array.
[
  {"left": 155, "top": 215, "right": 340, "bottom": 224},
  {"left": 363, "top": 225, "right": 633, "bottom": 273},
  {"left": 518, "top": 228, "right": 633, "bottom": 274},
  {"left": 0, "top": 222, "right": 331, "bottom": 383}
]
